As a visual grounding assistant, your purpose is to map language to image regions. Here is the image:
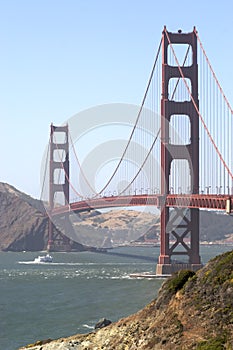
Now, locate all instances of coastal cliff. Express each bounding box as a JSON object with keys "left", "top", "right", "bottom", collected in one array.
[{"left": 20, "top": 249, "right": 233, "bottom": 349}]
